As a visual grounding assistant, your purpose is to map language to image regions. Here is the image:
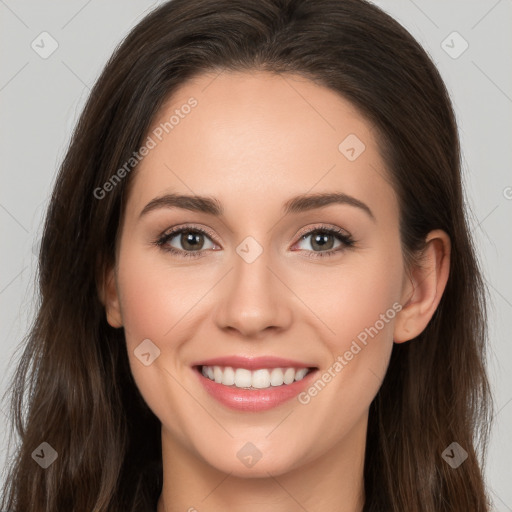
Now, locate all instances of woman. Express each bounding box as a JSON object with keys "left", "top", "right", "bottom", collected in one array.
[{"left": 1, "top": 0, "right": 493, "bottom": 510}]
